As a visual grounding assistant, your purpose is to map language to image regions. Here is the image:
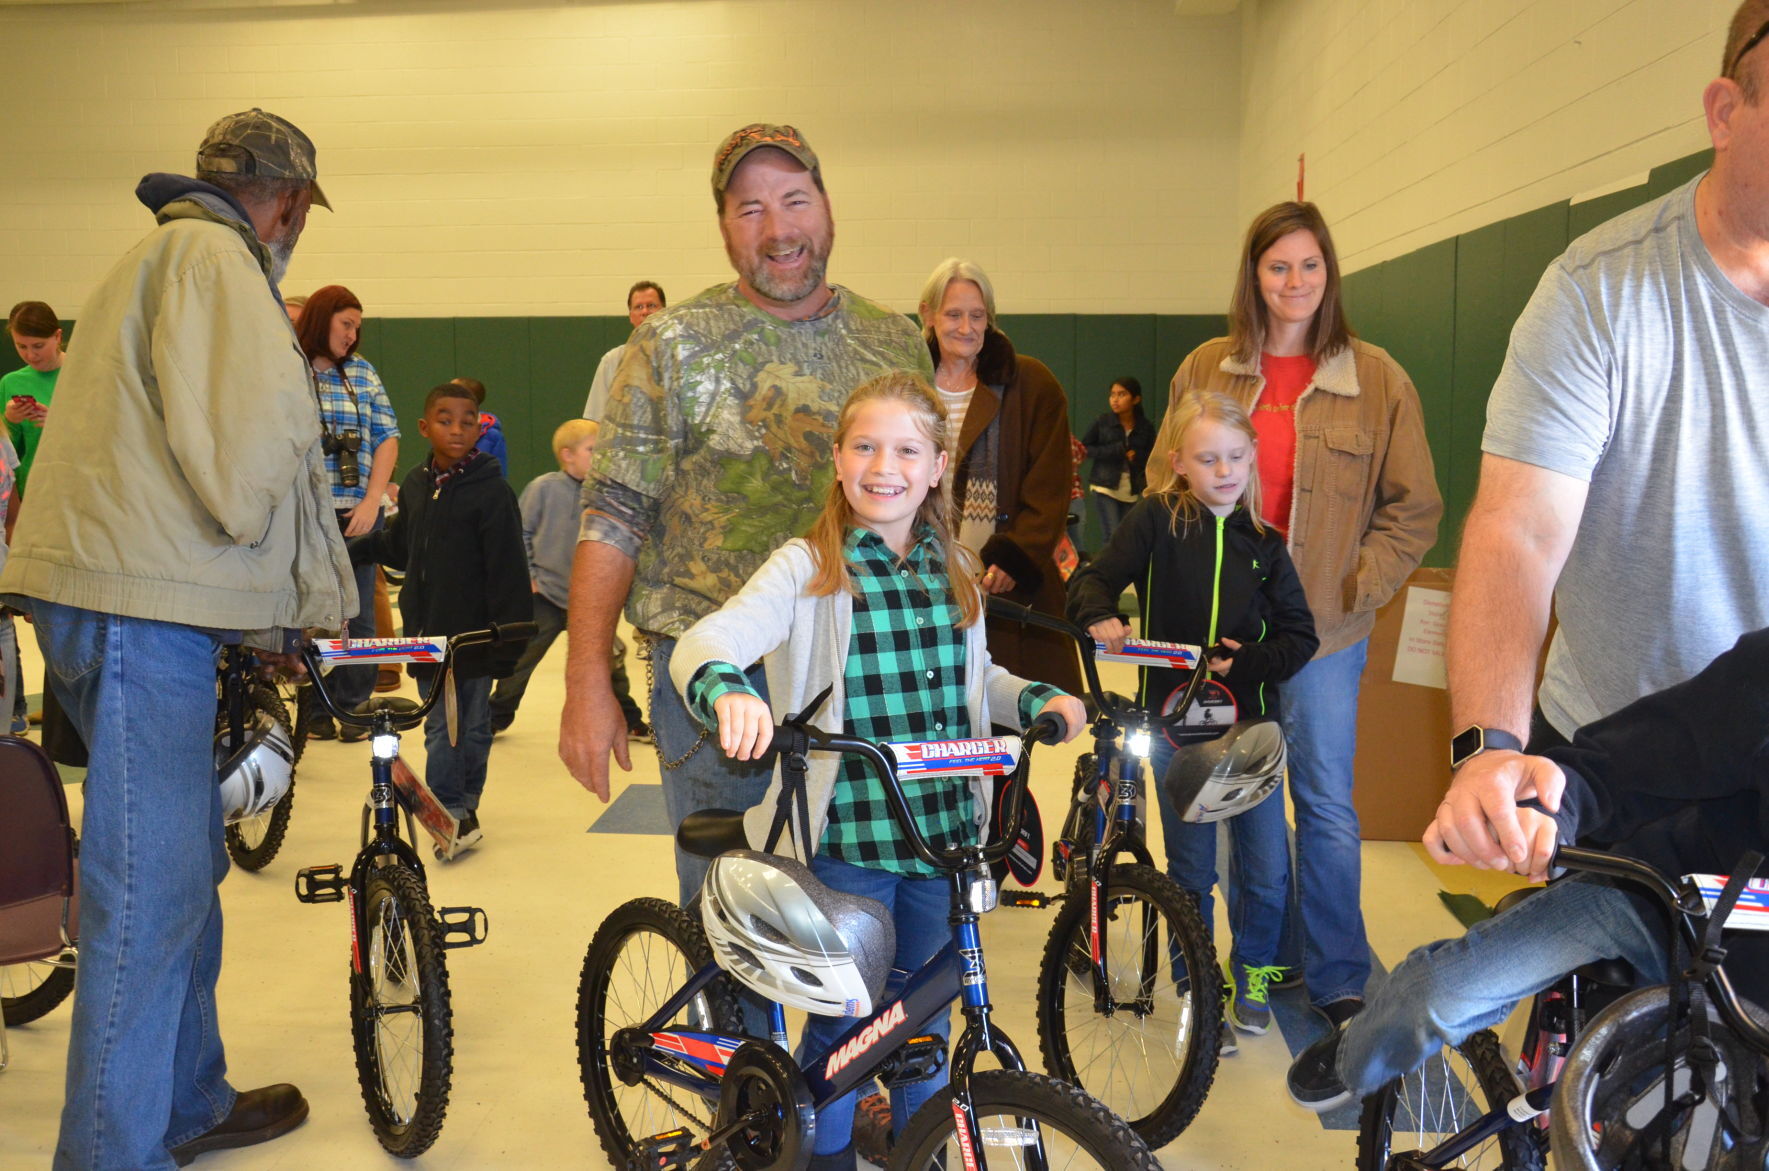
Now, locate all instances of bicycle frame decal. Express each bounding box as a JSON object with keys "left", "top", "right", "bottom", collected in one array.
[
  {"left": 951, "top": 1099, "right": 980, "bottom": 1171},
  {"left": 346, "top": 886, "right": 361, "bottom": 974},
  {"left": 1689, "top": 874, "right": 1769, "bottom": 929},
  {"left": 824, "top": 1001, "right": 907, "bottom": 1080},
  {"left": 648, "top": 1031, "right": 742, "bottom": 1077}
]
